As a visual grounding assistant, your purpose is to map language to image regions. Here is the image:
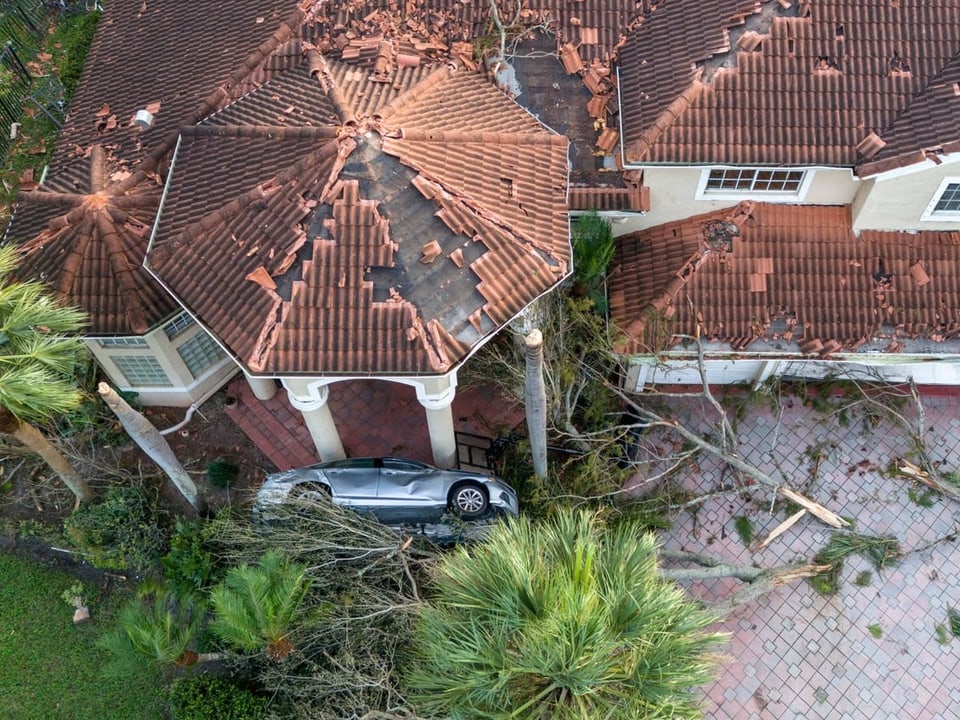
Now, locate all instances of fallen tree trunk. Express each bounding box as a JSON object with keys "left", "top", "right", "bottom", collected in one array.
[{"left": 98, "top": 382, "right": 205, "bottom": 514}]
